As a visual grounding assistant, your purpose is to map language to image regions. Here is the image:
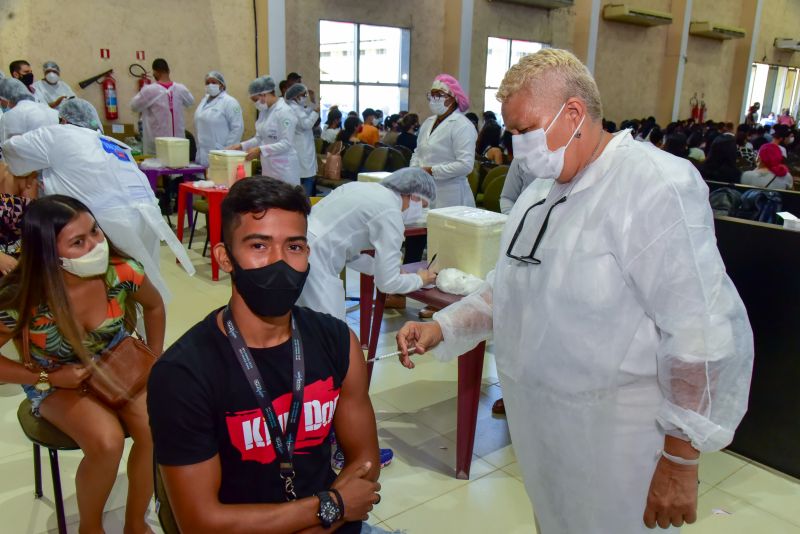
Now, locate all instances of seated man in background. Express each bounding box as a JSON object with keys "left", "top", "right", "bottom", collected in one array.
[
  {"left": 31, "top": 61, "right": 76, "bottom": 108},
  {"left": 148, "top": 177, "right": 392, "bottom": 534},
  {"left": 357, "top": 108, "right": 380, "bottom": 146}
]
